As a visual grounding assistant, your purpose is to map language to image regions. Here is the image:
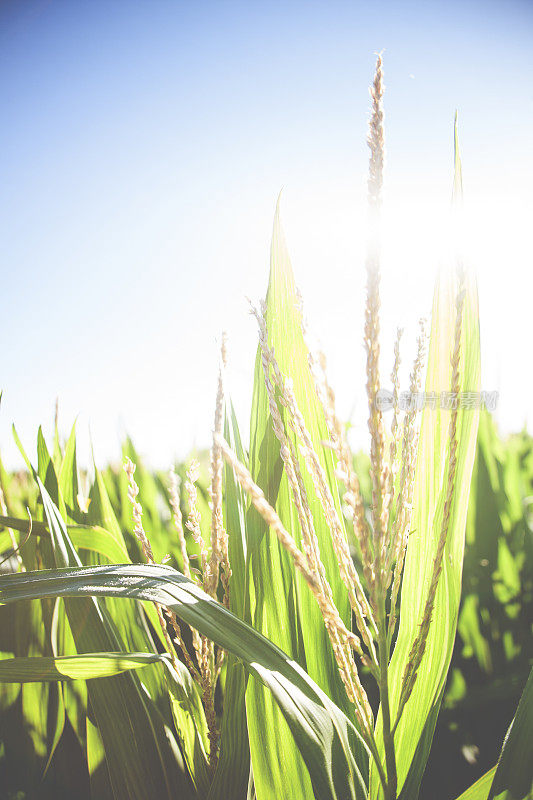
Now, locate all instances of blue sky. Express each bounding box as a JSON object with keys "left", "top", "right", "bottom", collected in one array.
[{"left": 1, "top": 0, "right": 532, "bottom": 469}]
